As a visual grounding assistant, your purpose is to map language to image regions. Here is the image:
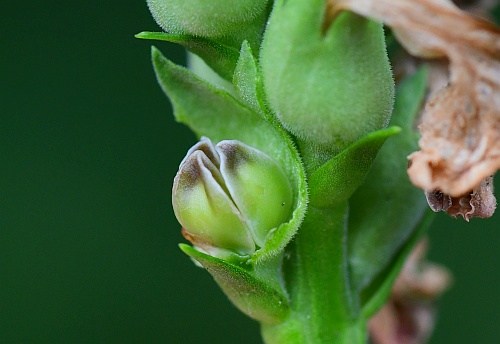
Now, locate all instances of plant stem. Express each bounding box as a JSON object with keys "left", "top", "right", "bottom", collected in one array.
[
  {"left": 262, "top": 203, "right": 367, "bottom": 343},
  {"left": 261, "top": 316, "right": 367, "bottom": 344}
]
